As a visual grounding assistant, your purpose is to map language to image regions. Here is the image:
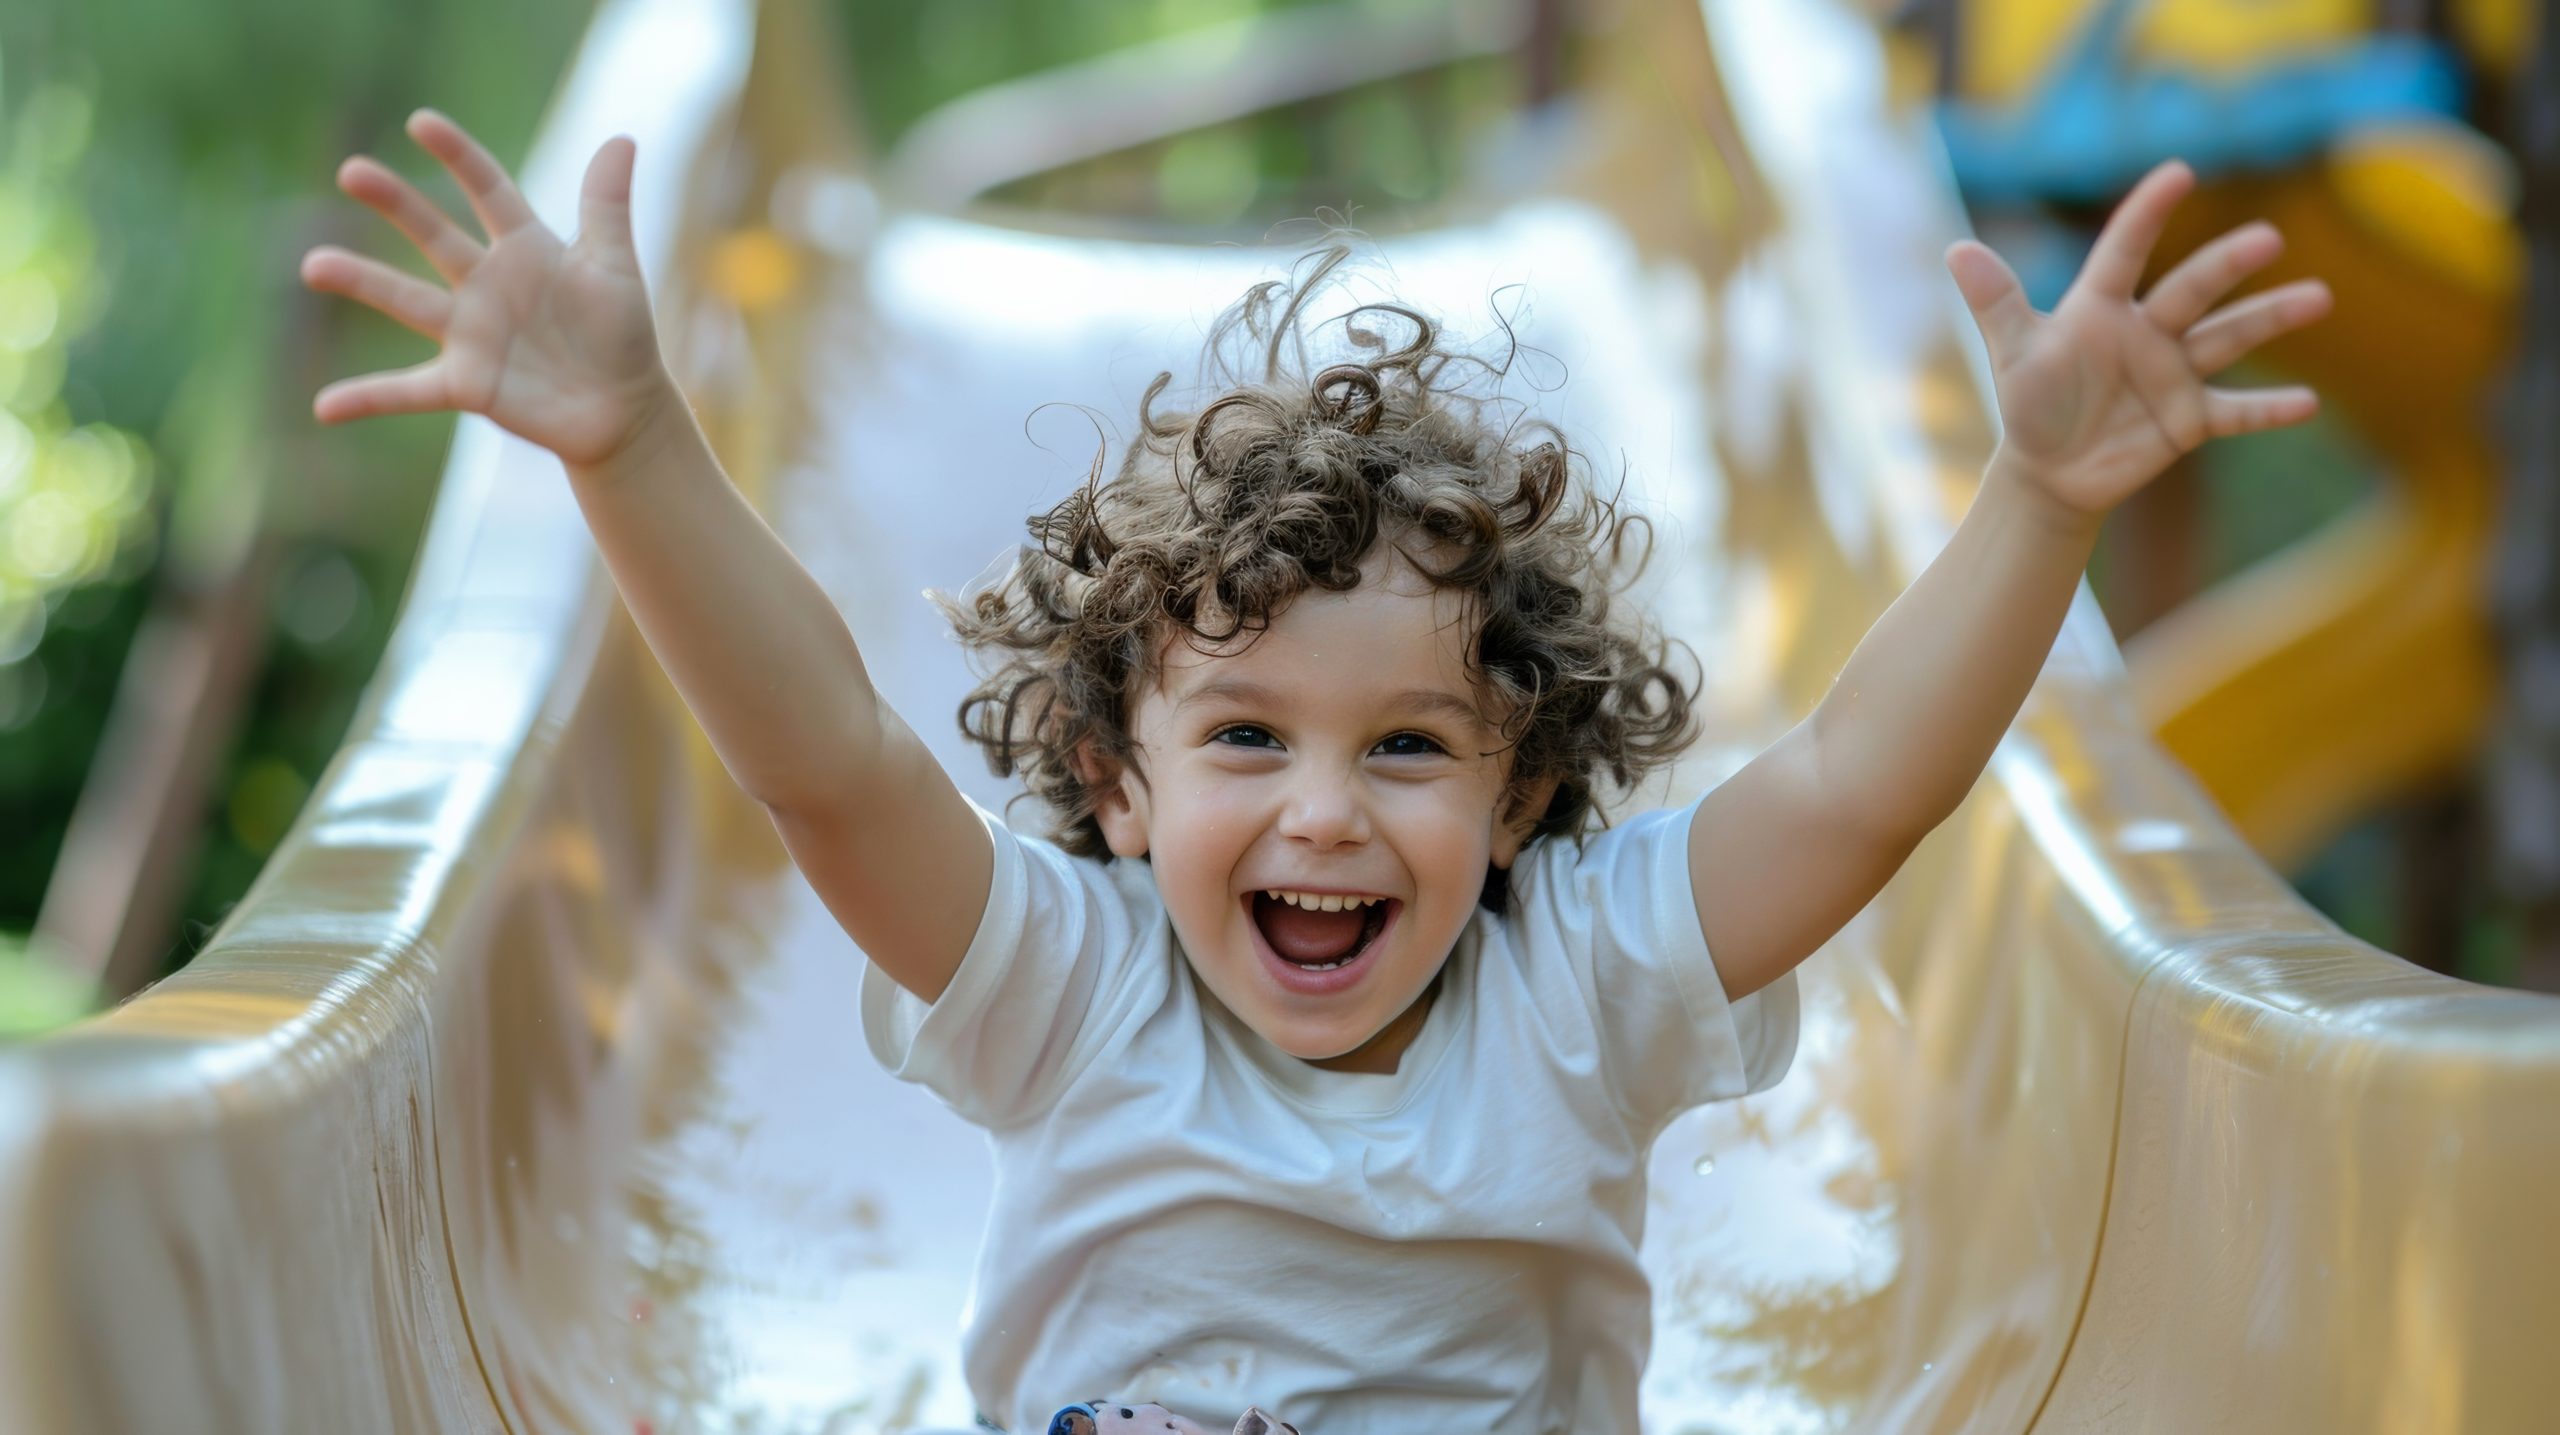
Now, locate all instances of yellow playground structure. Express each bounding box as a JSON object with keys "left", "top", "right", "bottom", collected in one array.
[
  {"left": 1941, "top": 0, "right": 2535, "bottom": 868},
  {"left": 7, "top": 0, "right": 2558, "bottom": 1430}
]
